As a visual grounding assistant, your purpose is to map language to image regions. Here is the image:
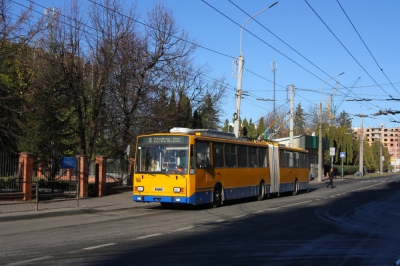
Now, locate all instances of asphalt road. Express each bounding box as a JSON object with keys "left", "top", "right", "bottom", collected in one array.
[{"left": 1, "top": 175, "right": 400, "bottom": 266}]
